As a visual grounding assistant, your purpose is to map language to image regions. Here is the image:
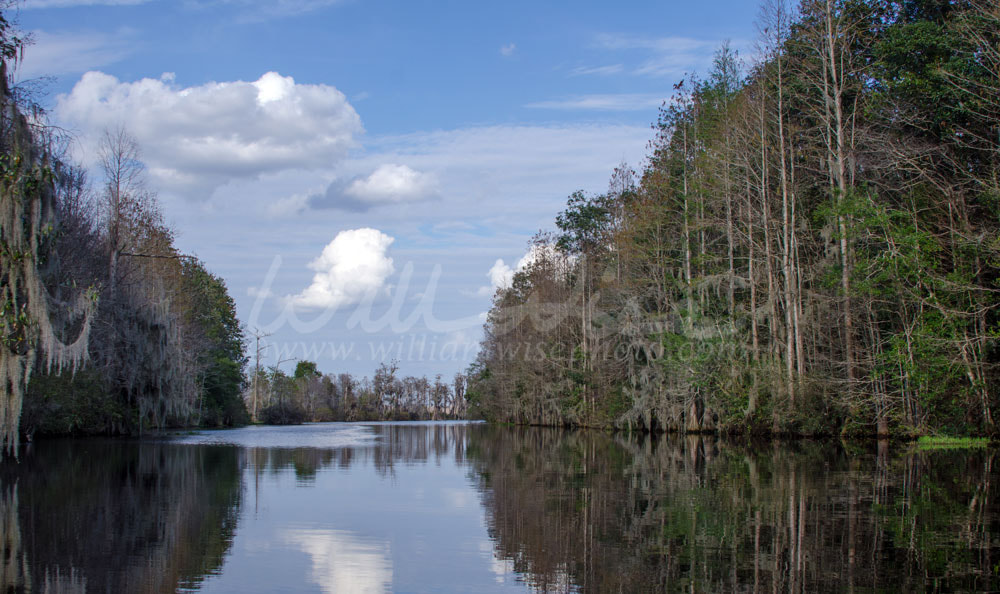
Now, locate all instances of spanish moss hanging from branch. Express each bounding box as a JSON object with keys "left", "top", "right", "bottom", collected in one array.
[{"left": 0, "top": 56, "right": 96, "bottom": 455}]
